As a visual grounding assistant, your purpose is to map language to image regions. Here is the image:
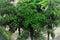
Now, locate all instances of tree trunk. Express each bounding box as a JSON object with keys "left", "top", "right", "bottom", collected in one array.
[
  {"left": 30, "top": 29, "right": 34, "bottom": 40},
  {"left": 18, "top": 27, "right": 20, "bottom": 35},
  {"left": 47, "top": 32, "right": 50, "bottom": 40},
  {"left": 28, "top": 24, "right": 34, "bottom": 40}
]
